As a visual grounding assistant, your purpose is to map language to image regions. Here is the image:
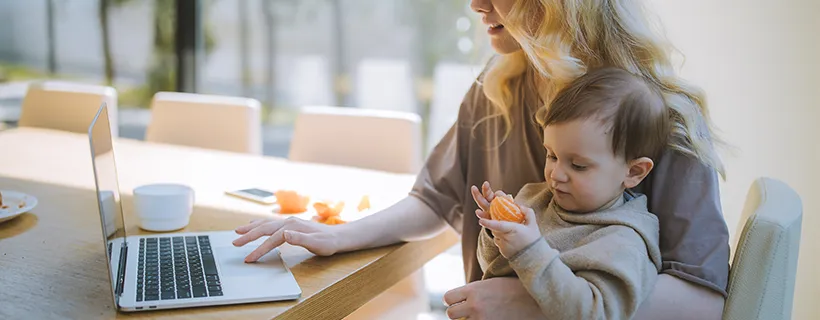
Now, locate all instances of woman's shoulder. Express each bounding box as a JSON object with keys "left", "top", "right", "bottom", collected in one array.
[
  {"left": 459, "top": 62, "right": 493, "bottom": 111},
  {"left": 456, "top": 57, "right": 538, "bottom": 124},
  {"left": 634, "top": 145, "right": 724, "bottom": 215},
  {"left": 653, "top": 146, "right": 719, "bottom": 180}
]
